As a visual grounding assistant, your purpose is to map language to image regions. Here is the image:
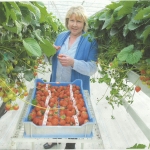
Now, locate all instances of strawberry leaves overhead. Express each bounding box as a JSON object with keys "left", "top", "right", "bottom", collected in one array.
[
  {"left": 88, "top": 1, "right": 150, "bottom": 109},
  {"left": 117, "top": 45, "right": 142, "bottom": 64},
  {"left": 23, "top": 38, "right": 42, "bottom": 57},
  {"left": 0, "top": 1, "right": 65, "bottom": 107}
]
